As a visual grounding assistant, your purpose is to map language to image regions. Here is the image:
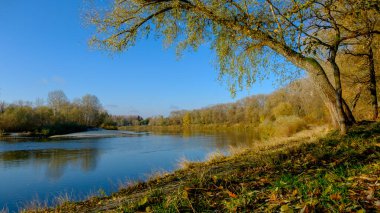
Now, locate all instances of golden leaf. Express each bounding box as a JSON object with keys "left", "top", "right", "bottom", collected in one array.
[
  {"left": 182, "top": 190, "right": 189, "bottom": 199},
  {"left": 330, "top": 193, "right": 341, "bottom": 201},
  {"left": 269, "top": 192, "right": 277, "bottom": 201},
  {"left": 138, "top": 196, "right": 148, "bottom": 206},
  {"left": 280, "top": 204, "right": 294, "bottom": 213},
  {"left": 226, "top": 190, "right": 238, "bottom": 198}
]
